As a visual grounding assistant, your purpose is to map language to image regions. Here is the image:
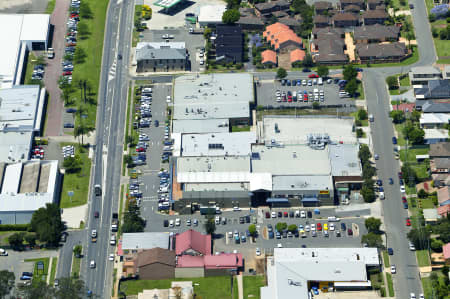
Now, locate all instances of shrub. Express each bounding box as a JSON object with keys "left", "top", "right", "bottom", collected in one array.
[{"left": 0, "top": 224, "right": 30, "bottom": 231}]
